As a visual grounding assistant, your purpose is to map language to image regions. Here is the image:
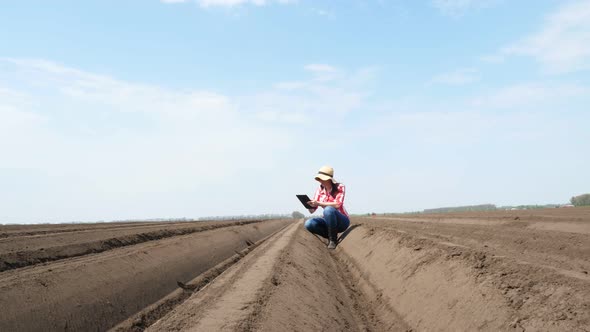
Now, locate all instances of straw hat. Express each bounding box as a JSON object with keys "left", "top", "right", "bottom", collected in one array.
[{"left": 314, "top": 165, "right": 336, "bottom": 183}]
